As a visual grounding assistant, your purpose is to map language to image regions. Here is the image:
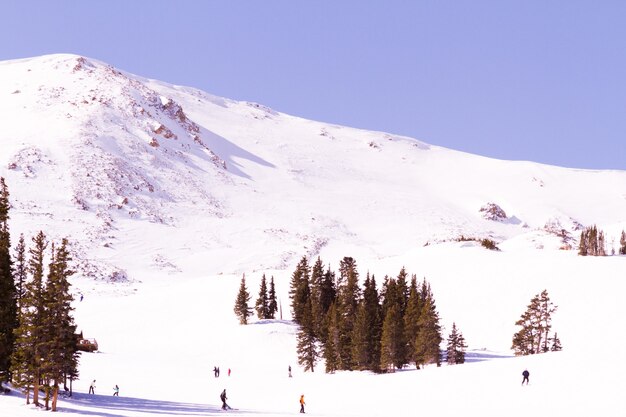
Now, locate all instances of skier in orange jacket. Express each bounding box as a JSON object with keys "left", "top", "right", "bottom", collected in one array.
[{"left": 299, "top": 394, "right": 305, "bottom": 413}]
